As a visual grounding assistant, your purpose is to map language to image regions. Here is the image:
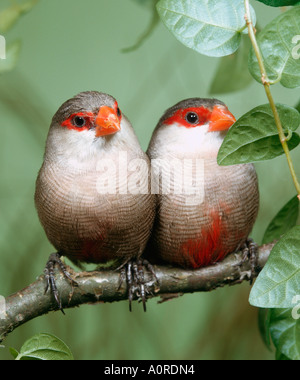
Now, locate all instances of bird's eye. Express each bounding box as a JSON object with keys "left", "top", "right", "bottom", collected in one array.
[
  {"left": 73, "top": 116, "right": 86, "bottom": 128},
  {"left": 185, "top": 112, "right": 199, "bottom": 124},
  {"left": 116, "top": 107, "right": 121, "bottom": 117}
]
